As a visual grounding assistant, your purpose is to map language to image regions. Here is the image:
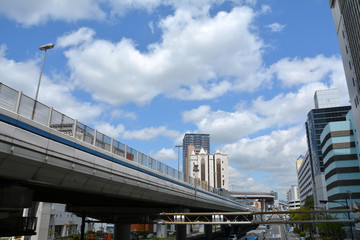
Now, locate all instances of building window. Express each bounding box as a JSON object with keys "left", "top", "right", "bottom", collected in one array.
[
  {"left": 216, "top": 158, "right": 221, "bottom": 188},
  {"left": 201, "top": 159, "right": 205, "bottom": 181}
]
